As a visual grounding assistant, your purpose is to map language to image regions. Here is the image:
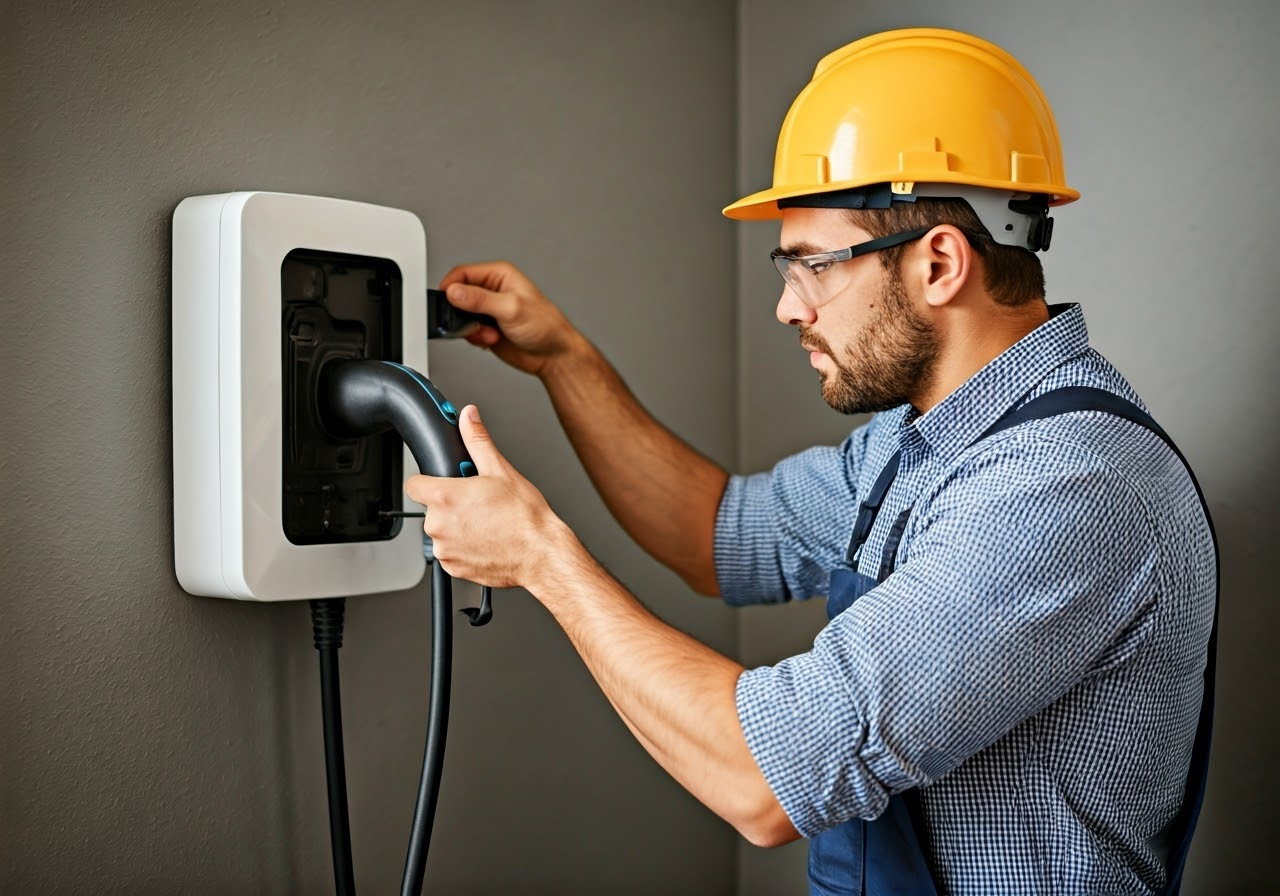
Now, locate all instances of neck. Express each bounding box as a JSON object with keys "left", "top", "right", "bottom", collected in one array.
[{"left": 911, "top": 299, "right": 1050, "bottom": 414}]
